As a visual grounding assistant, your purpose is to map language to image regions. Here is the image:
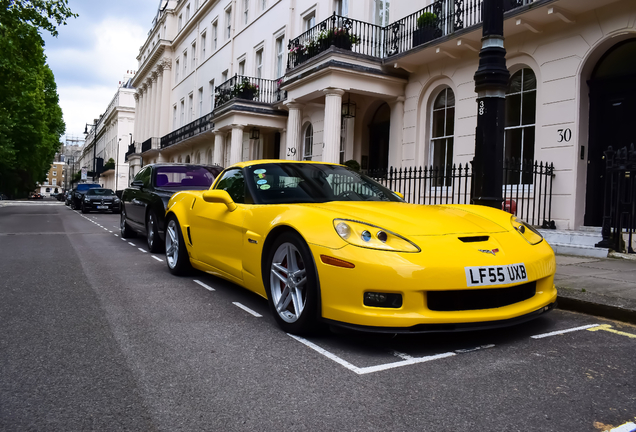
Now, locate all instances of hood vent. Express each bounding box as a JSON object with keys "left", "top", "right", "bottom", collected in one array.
[{"left": 458, "top": 235, "right": 489, "bottom": 243}]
